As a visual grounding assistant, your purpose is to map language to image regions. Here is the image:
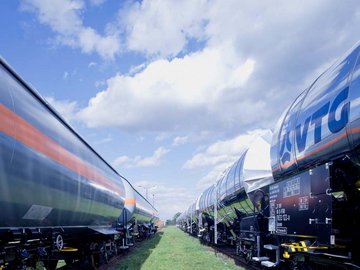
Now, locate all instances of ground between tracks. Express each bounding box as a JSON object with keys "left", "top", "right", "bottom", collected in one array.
[{"left": 108, "top": 226, "right": 244, "bottom": 270}]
